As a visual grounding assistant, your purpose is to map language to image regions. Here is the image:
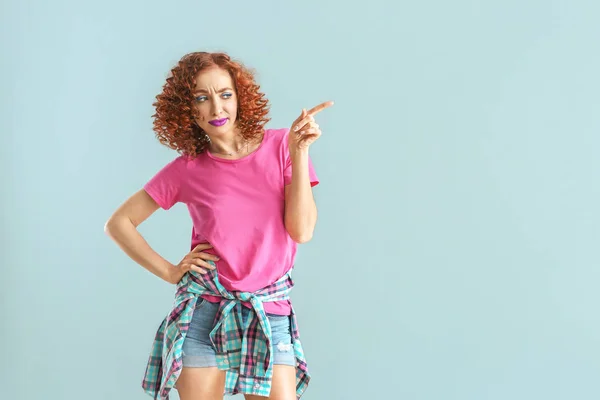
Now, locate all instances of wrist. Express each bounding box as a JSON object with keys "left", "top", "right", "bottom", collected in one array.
[
  {"left": 159, "top": 261, "right": 176, "bottom": 284},
  {"left": 289, "top": 146, "right": 309, "bottom": 161}
]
